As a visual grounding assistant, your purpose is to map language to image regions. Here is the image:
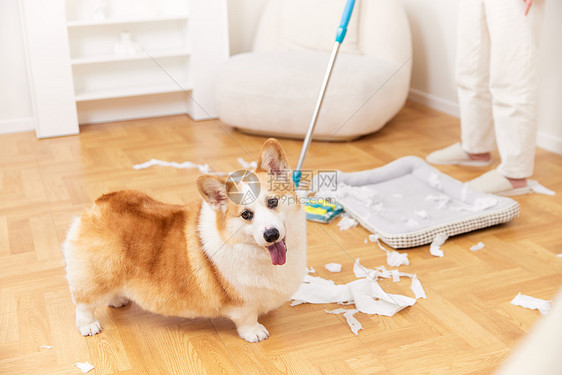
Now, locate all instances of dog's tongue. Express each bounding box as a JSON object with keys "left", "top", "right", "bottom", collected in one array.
[{"left": 266, "top": 240, "right": 287, "bottom": 265}]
